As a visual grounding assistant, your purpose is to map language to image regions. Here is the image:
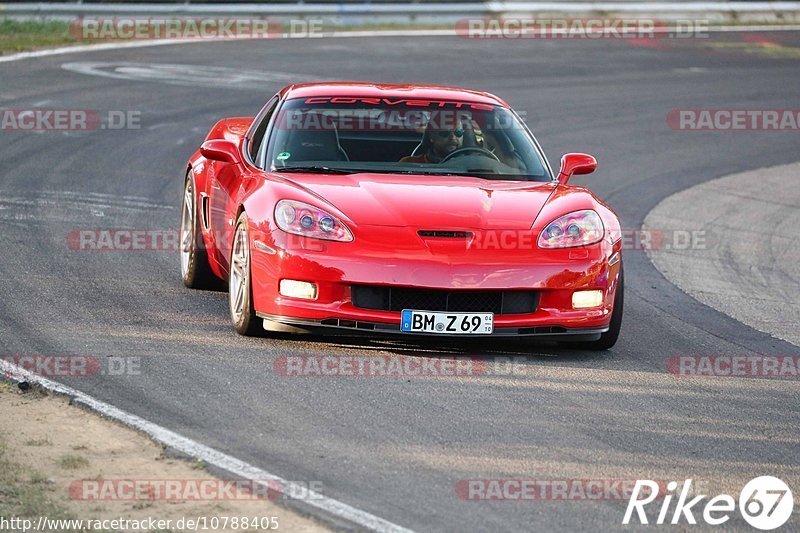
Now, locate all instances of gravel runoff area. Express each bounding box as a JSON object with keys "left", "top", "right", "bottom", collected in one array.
[{"left": 0, "top": 381, "right": 330, "bottom": 533}]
